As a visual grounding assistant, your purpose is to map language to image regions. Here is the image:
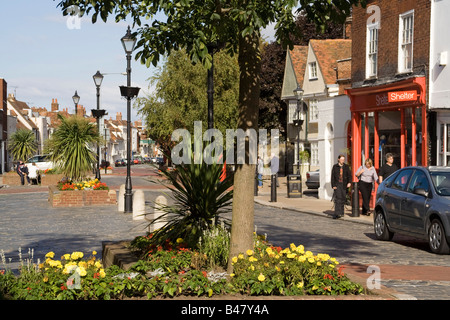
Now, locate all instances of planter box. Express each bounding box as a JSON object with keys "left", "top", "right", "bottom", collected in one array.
[
  {"left": 48, "top": 185, "right": 117, "bottom": 207},
  {"left": 1, "top": 172, "right": 64, "bottom": 186}
]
